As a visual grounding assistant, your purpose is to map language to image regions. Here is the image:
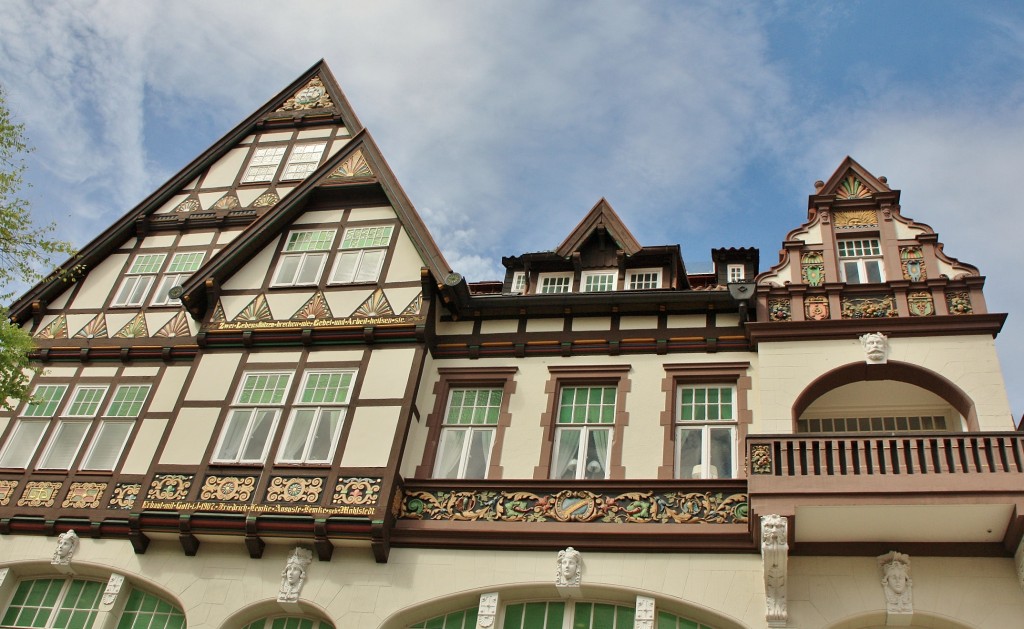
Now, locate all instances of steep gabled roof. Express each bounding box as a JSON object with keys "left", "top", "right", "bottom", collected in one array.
[
  {"left": 179, "top": 130, "right": 451, "bottom": 318},
  {"left": 810, "top": 156, "right": 895, "bottom": 217},
  {"left": 555, "top": 198, "right": 641, "bottom": 258},
  {"left": 8, "top": 60, "right": 362, "bottom": 325}
]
